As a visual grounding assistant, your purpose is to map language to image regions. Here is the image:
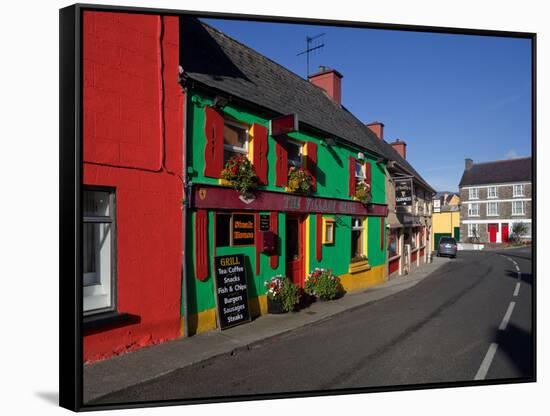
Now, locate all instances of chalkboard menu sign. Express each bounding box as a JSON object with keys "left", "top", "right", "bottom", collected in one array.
[
  {"left": 259, "top": 214, "right": 271, "bottom": 231},
  {"left": 395, "top": 178, "right": 413, "bottom": 206},
  {"left": 232, "top": 213, "right": 255, "bottom": 245},
  {"left": 213, "top": 254, "right": 251, "bottom": 330}
]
